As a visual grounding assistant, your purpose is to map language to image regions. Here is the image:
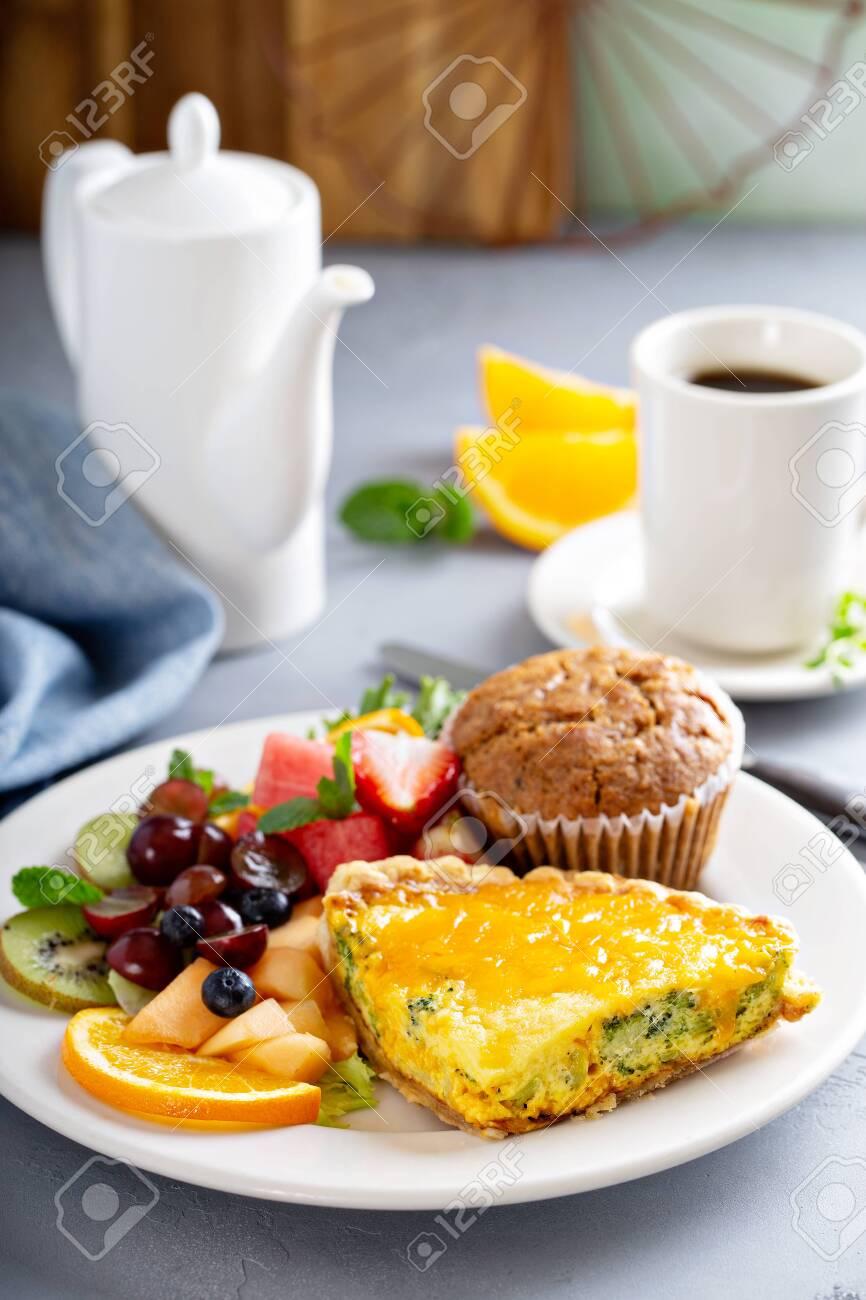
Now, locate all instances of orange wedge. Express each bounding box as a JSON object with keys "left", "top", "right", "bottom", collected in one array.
[
  {"left": 479, "top": 345, "right": 636, "bottom": 434},
  {"left": 328, "top": 708, "right": 423, "bottom": 740},
  {"left": 456, "top": 424, "right": 637, "bottom": 551},
  {"left": 62, "top": 1007, "right": 321, "bottom": 1124}
]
